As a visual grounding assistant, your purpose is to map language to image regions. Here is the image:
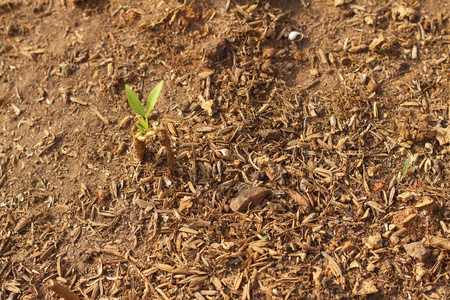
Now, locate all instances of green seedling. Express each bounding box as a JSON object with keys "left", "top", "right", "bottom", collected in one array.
[
  {"left": 402, "top": 158, "right": 409, "bottom": 179},
  {"left": 125, "top": 80, "right": 164, "bottom": 140},
  {"left": 59, "top": 64, "right": 68, "bottom": 76}
]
